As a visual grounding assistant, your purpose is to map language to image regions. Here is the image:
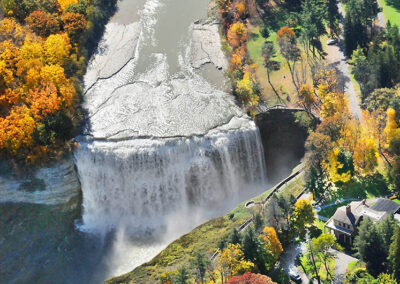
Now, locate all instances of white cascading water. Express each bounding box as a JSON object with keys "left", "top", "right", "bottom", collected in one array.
[{"left": 73, "top": 0, "right": 267, "bottom": 276}]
